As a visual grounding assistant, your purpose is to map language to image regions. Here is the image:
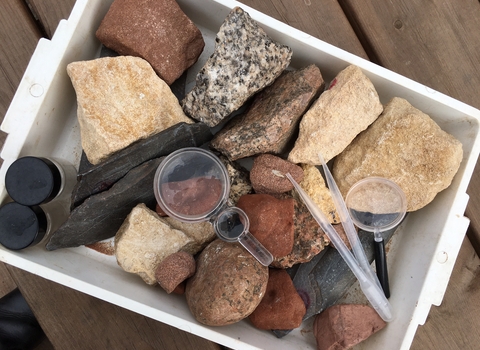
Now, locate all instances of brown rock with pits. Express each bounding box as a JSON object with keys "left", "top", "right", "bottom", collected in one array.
[
  {"left": 313, "top": 304, "right": 386, "bottom": 350},
  {"left": 96, "top": 0, "right": 204, "bottom": 85},
  {"left": 250, "top": 154, "right": 304, "bottom": 194},
  {"left": 237, "top": 194, "right": 295, "bottom": 258},
  {"left": 249, "top": 269, "right": 306, "bottom": 330},
  {"left": 155, "top": 251, "right": 196, "bottom": 294}
]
